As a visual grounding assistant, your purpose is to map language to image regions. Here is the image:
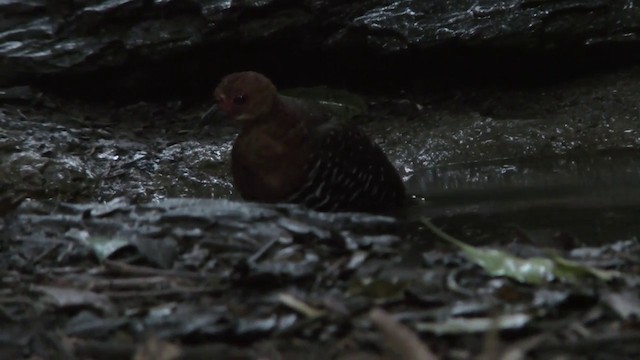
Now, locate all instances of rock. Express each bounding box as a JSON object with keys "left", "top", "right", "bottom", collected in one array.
[{"left": 0, "top": 0, "right": 638, "bottom": 98}]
